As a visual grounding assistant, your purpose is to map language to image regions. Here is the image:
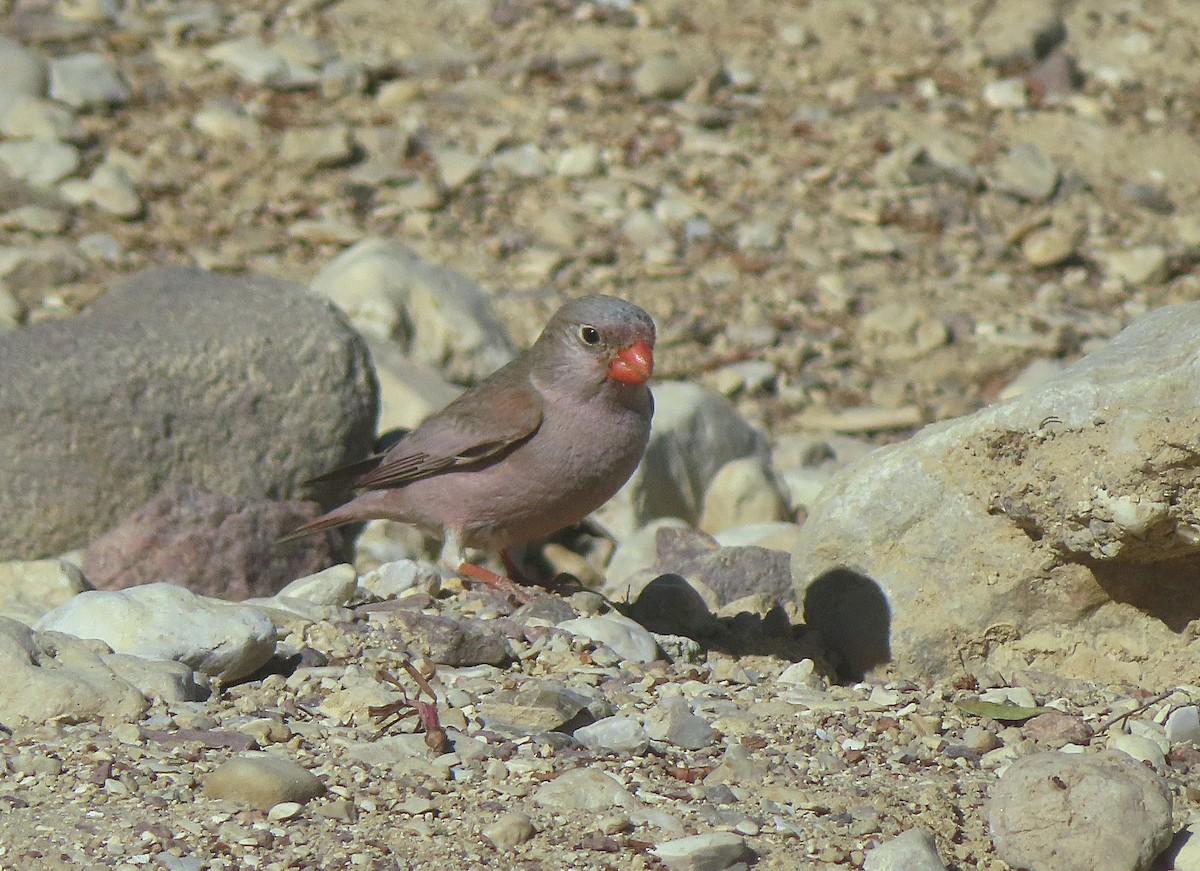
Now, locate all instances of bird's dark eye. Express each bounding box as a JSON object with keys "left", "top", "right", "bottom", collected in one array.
[{"left": 579, "top": 325, "right": 601, "bottom": 345}]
